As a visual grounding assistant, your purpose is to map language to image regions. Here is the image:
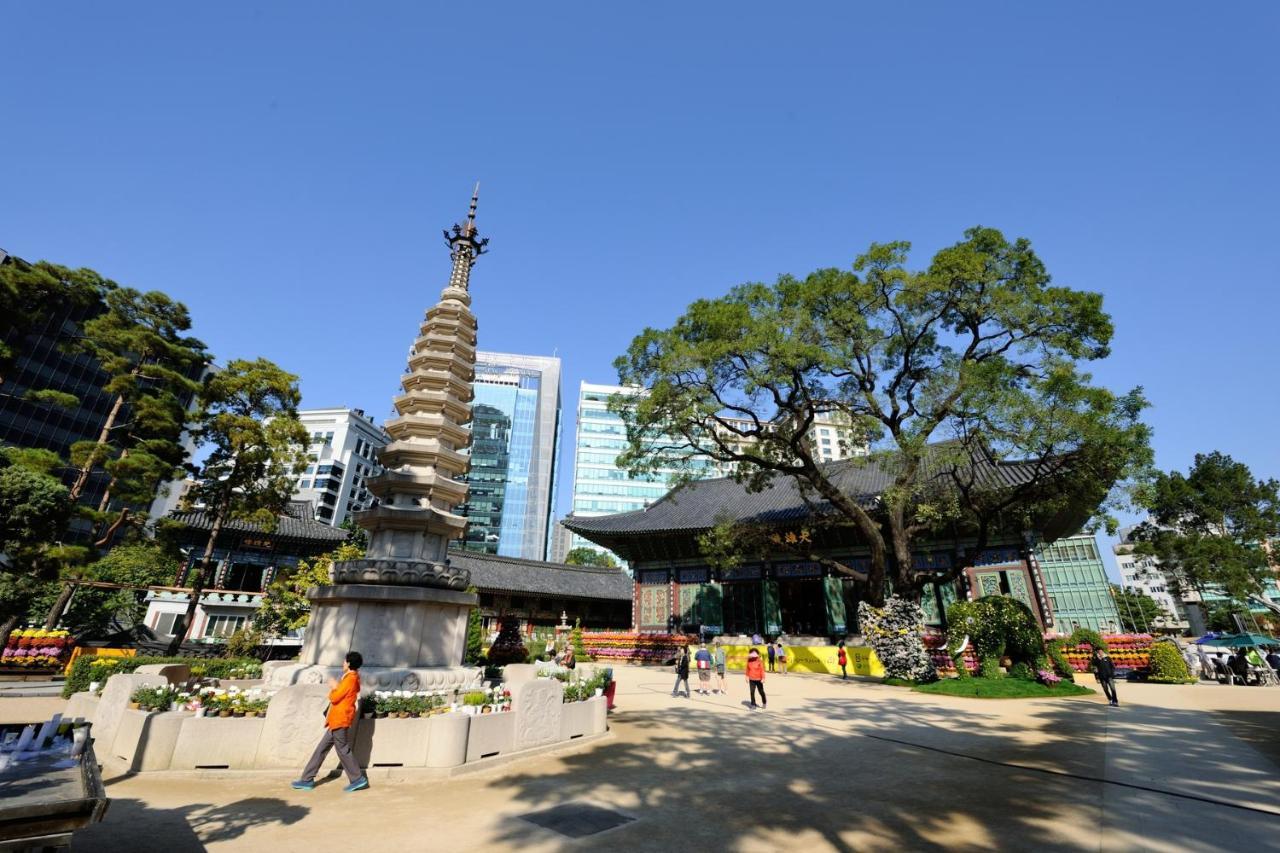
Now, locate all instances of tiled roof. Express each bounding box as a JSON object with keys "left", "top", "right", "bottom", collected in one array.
[
  {"left": 446, "top": 550, "right": 633, "bottom": 601},
  {"left": 167, "top": 501, "right": 349, "bottom": 544},
  {"left": 563, "top": 447, "right": 1060, "bottom": 539}
]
